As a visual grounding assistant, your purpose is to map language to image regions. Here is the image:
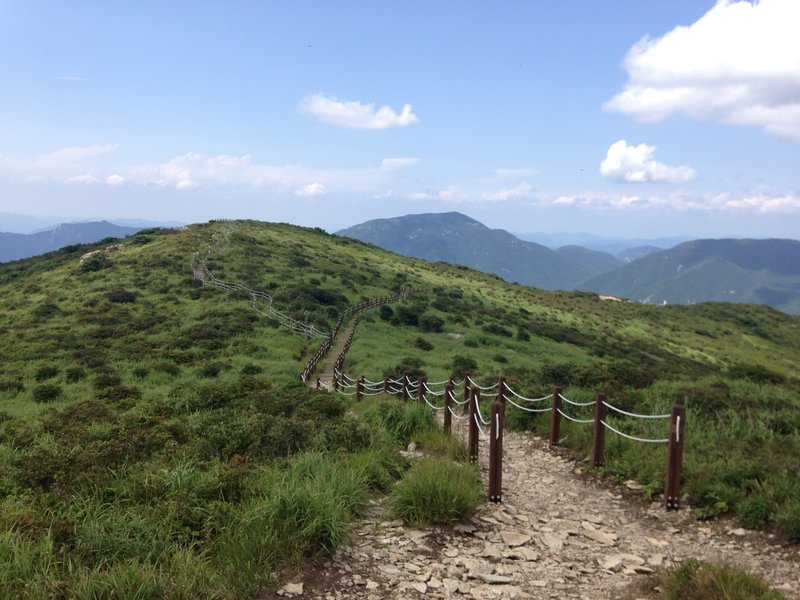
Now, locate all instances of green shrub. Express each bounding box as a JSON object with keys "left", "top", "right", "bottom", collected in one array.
[
  {"left": 414, "top": 337, "right": 433, "bottom": 351},
  {"left": 363, "top": 401, "right": 435, "bottom": 445},
  {"left": 420, "top": 315, "right": 444, "bottom": 333},
  {"left": 107, "top": 288, "right": 137, "bottom": 303},
  {"left": 65, "top": 366, "right": 87, "bottom": 383},
  {"left": 93, "top": 372, "right": 121, "bottom": 390},
  {"left": 240, "top": 363, "right": 263, "bottom": 376},
  {"left": 32, "top": 383, "right": 62, "bottom": 403},
  {"left": 660, "top": 558, "right": 787, "bottom": 600},
  {"left": 737, "top": 494, "right": 770, "bottom": 529},
  {"left": 34, "top": 365, "right": 60, "bottom": 382},
  {"left": 412, "top": 429, "right": 467, "bottom": 462},
  {"left": 776, "top": 497, "right": 800, "bottom": 541},
  {"left": 451, "top": 355, "right": 477, "bottom": 378},
  {"left": 389, "top": 459, "right": 481, "bottom": 524},
  {"left": 80, "top": 254, "right": 109, "bottom": 272}
]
